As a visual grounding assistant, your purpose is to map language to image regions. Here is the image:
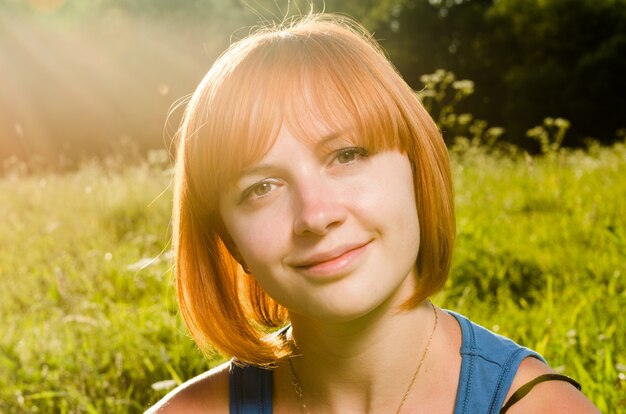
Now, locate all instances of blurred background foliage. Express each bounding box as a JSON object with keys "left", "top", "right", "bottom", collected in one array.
[
  {"left": 1, "top": 0, "right": 625, "bottom": 169},
  {"left": 2, "top": 1, "right": 625, "bottom": 412}
]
